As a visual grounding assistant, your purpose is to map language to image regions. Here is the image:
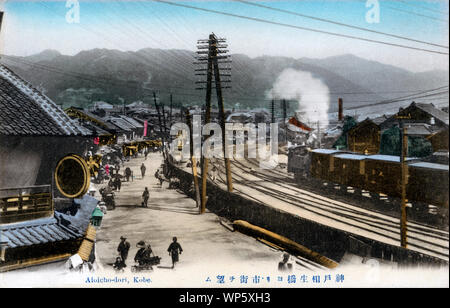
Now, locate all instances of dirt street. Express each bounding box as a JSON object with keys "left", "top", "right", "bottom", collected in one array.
[{"left": 94, "top": 152, "right": 290, "bottom": 286}]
